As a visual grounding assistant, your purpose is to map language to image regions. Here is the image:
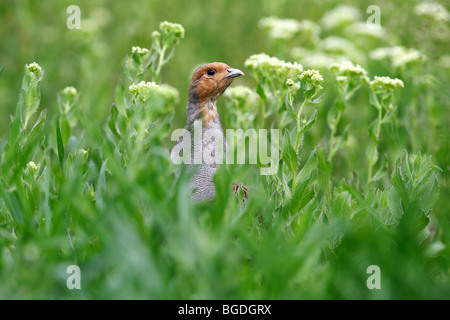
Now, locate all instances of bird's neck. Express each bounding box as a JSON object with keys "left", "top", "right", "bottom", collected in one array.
[{"left": 186, "top": 97, "right": 221, "bottom": 129}]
